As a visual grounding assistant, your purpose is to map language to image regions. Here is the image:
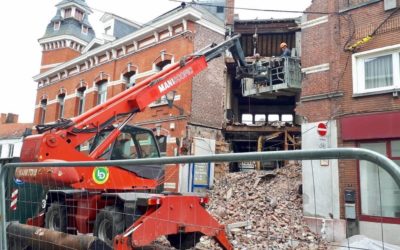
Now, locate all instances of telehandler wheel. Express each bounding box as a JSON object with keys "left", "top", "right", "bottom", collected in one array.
[
  {"left": 167, "top": 232, "right": 201, "bottom": 249},
  {"left": 45, "top": 202, "right": 68, "bottom": 233},
  {"left": 94, "top": 206, "right": 124, "bottom": 247}
]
